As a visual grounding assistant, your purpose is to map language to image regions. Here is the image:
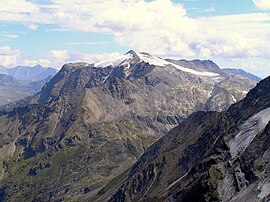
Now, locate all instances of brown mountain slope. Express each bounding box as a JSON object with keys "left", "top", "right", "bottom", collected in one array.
[
  {"left": 96, "top": 74, "right": 270, "bottom": 202},
  {"left": 0, "top": 51, "right": 257, "bottom": 201}
]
